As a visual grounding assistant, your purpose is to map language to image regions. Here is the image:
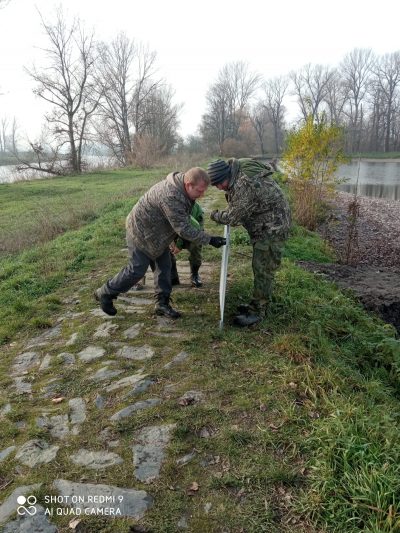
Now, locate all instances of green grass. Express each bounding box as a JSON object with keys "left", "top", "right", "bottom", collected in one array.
[
  {"left": 0, "top": 167, "right": 164, "bottom": 253},
  {"left": 348, "top": 152, "right": 400, "bottom": 159},
  {"left": 0, "top": 168, "right": 399, "bottom": 532}
]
